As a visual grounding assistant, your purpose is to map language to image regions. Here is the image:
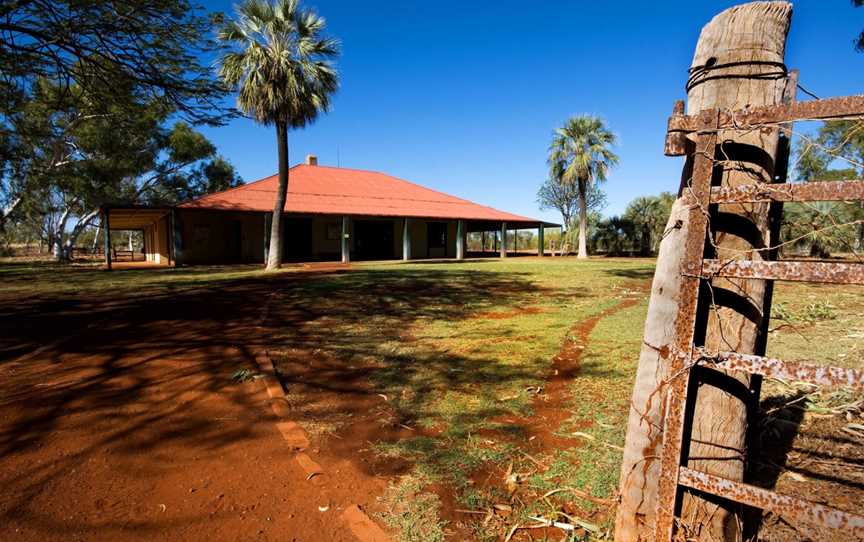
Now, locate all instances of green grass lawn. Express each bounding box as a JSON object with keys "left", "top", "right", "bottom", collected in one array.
[
  {"left": 3, "top": 257, "right": 859, "bottom": 541},
  {"left": 257, "top": 257, "right": 655, "bottom": 541}
]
